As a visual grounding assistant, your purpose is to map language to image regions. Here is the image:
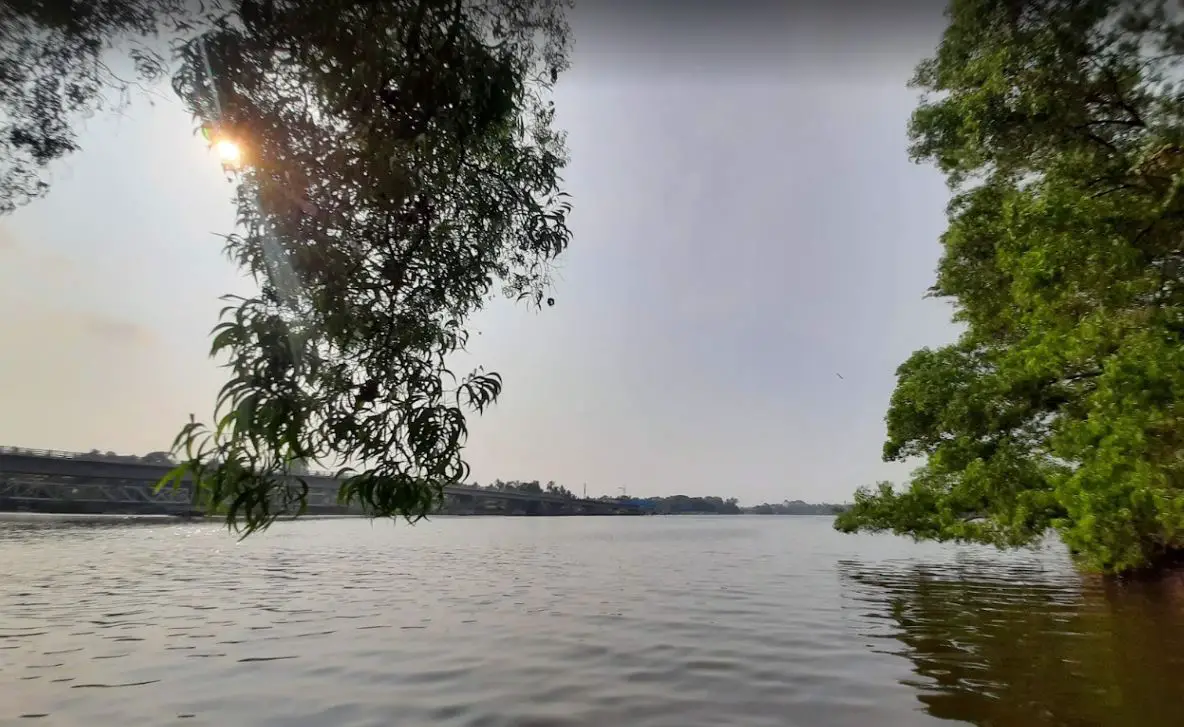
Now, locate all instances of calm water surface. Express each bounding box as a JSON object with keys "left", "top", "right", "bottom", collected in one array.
[{"left": 2, "top": 516, "right": 1183, "bottom": 726}]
